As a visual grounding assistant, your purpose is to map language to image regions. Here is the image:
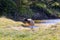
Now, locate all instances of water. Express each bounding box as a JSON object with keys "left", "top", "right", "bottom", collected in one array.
[
  {"left": 30, "top": 19, "right": 60, "bottom": 28},
  {"left": 41, "top": 19, "right": 60, "bottom": 24}
]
